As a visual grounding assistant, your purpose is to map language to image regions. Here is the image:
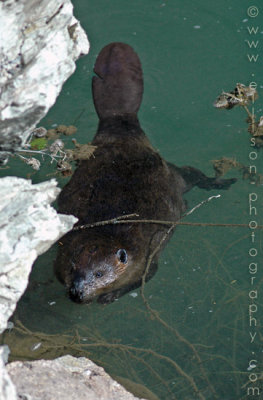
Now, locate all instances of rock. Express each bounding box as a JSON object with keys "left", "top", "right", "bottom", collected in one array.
[
  {"left": 114, "top": 376, "right": 159, "bottom": 400},
  {"left": 0, "top": 5, "right": 152, "bottom": 399},
  {"left": 6, "top": 355, "right": 146, "bottom": 400},
  {"left": 0, "top": 346, "right": 10, "bottom": 366},
  {"left": 0, "top": 0, "right": 89, "bottom": 152},
  {"left": 0, "top": 177, "right": 77, "bottom": 334},
  {"left": 0, "top": 347, "right": 17, "bottom": 400}
]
